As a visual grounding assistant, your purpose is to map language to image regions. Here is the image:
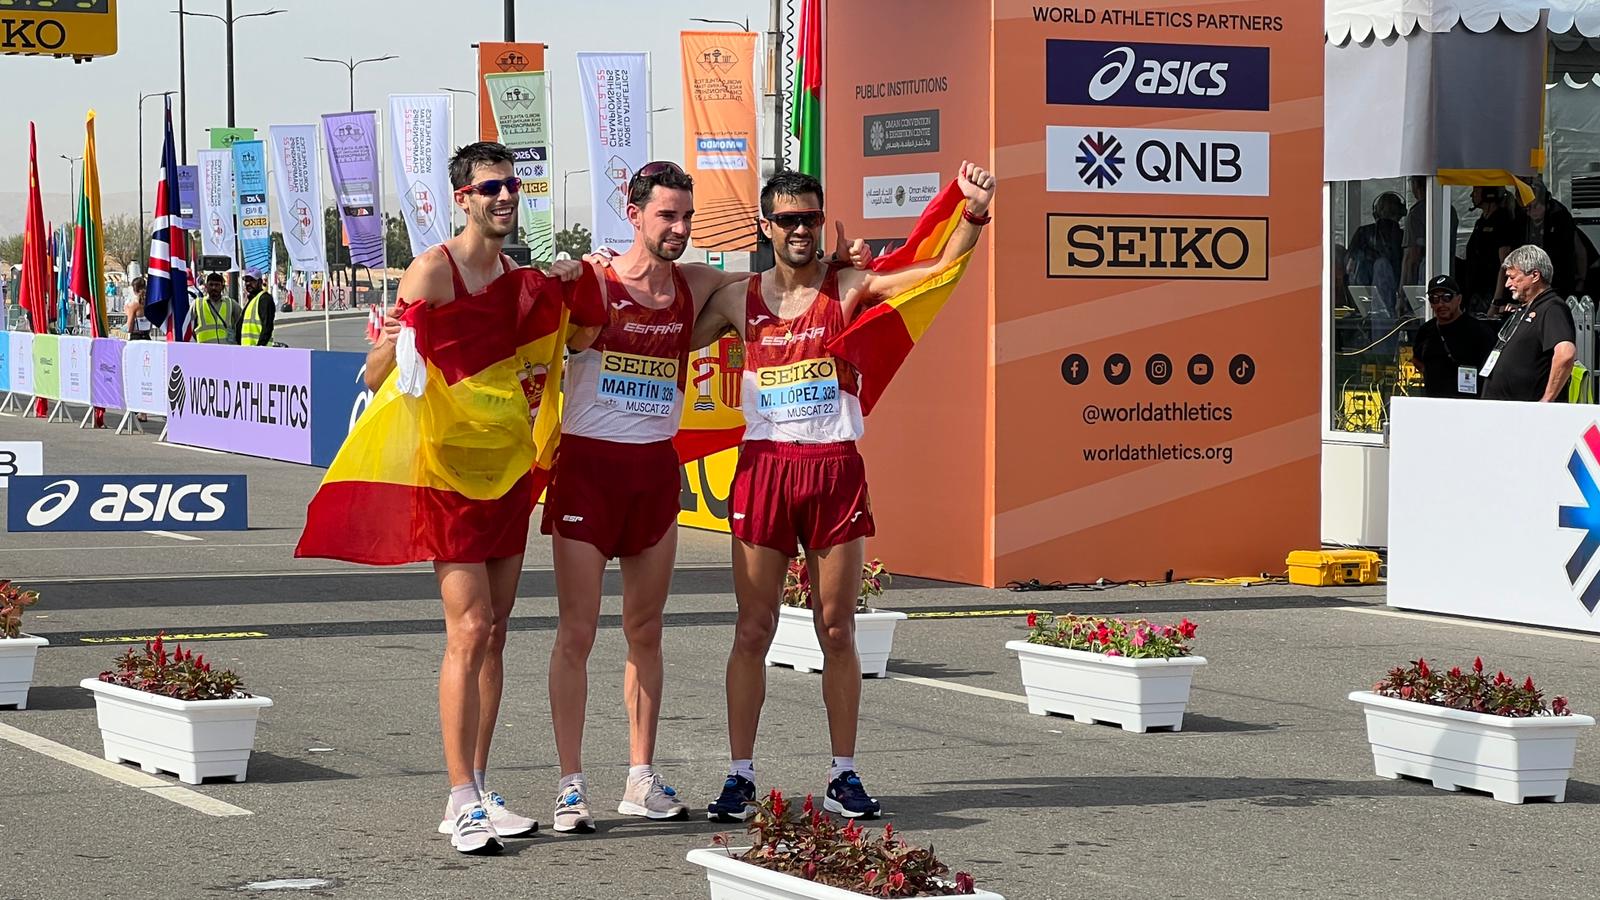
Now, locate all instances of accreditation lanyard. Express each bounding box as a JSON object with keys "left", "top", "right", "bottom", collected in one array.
[{"left": 1480, "top": 296, "right": 1551, "bottom": 378}]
